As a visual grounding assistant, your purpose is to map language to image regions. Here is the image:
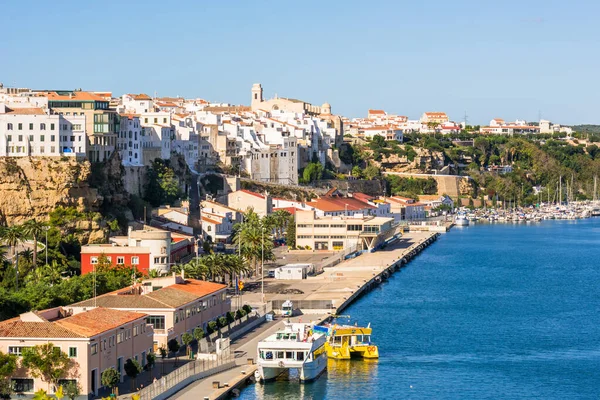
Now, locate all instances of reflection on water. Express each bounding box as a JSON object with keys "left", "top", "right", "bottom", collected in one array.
[{"left": 246, "top": 360, "right": 378, "bottom": 400}]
